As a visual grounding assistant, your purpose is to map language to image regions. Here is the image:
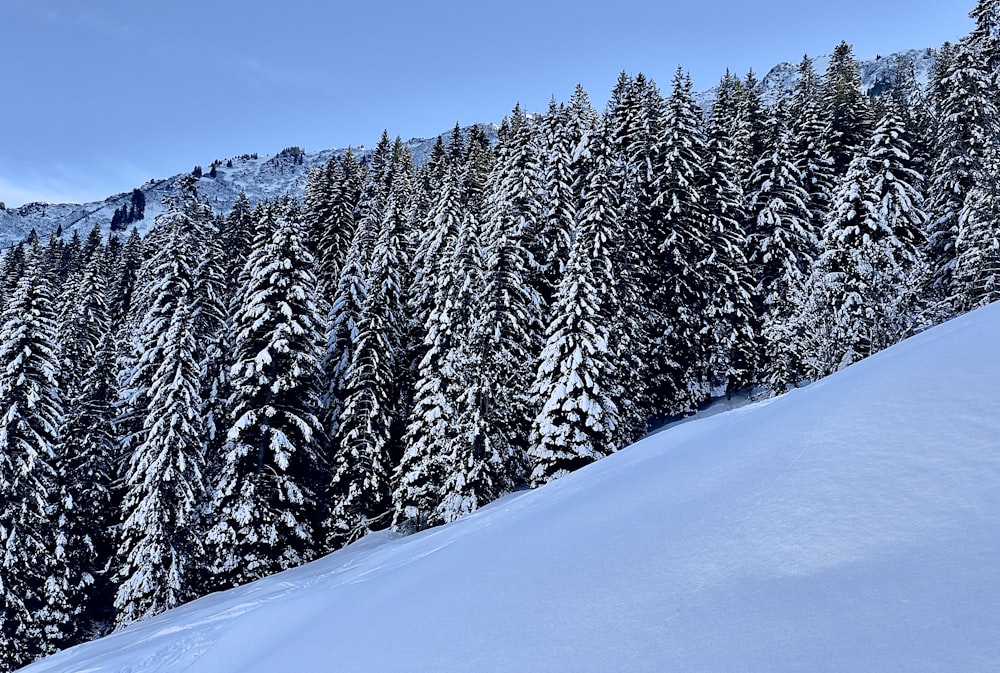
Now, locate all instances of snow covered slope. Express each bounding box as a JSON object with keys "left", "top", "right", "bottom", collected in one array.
[
  {"left": 0, "top": 127, "right": 497, "bottom": 250},
  {"left": 21, "top": 303, "right": 1000, "bottom": 672},
  {"left": 694, "top": 47, "right": 937, "bottom": 110}
]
